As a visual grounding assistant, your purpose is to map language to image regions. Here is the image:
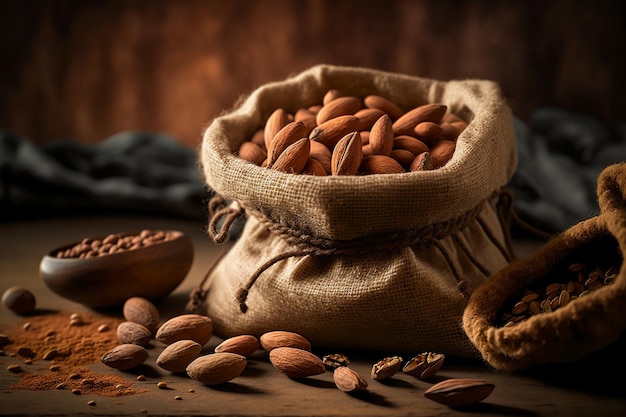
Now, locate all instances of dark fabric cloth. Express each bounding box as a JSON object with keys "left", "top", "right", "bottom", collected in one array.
[
  {"left": 1, "top": 108, "right": 625, "bottom": 233},
  {"left": 0, "top": 130, "right": 210, "bottom": 220},
  {"left": 510, "top": 108, "right": 626, "bottom": 234}
]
